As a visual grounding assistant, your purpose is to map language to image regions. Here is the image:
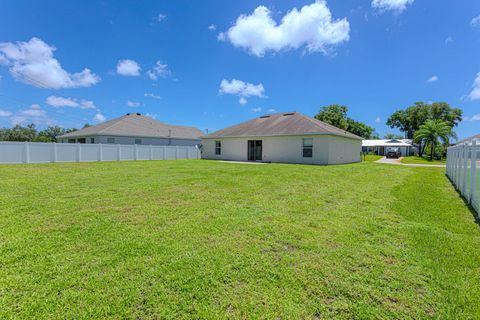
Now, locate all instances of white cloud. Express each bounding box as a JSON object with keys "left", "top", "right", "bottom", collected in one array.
[
  {"left": 147, "top": 61, "right": 171, "bottom": 80},
  {"left": 208, "top": 24, "right": 217, "bottom": 31},
  {"left": 0, "top": 109, "right": 12, "bottom": 117},
  {"left": 93, "top": 113, "right": 106, "bottom": 122},
  {"left": 466, "top": 72, "right": 480, "bottom": 101},
  {"left": 45, "top": 95, "right": 96, "bottom": 109},
  {"left": 144, "top": 93, "right": 161, "bottom": 99},
  {"left": 217, "top": 32, "right": 226, "bottom": 41},
  {"left": 375, "top": 117, "right": 382, "bottom": 123},
  {"left": 371, "top": 0, "right": 414, "bottom": 13},
  {"left": 445, "top": 36, "right": 453, "bottom": 45},
  {"left": 471, "top": 15, "right": 480, "bottom": 27},
  {"left": 267, "top": 108, "right": 277, "bottom": 113},
  {"left": 11, "top": 104, "right": 52, "bottom": 125},
  {"left": 222, "top": 1, "right": 350, "bottom": 57},
  {"left": 156, "top": 14, "right": 167, "bottom": 22},
  {"left": 251, "top": 107, "right": 262, "bottom": 113},
  {"left": 145, "top": 113, "right": 157, "bottom": 119},
  {"left": 465, "top": 114, "right": 480, "bottom": 121},
  {"left": 0, "top": 37, "right": 100, "bottom": 89},
  {"left": 427, "top": 75, "right": 438, "bottom": 83},
  {"left": 117, "top": 59, "right": 141, "bottom": 76},
  {"left": 127, "top": 100, "right": 140, "bottom": 107},
  {"left": 219, "top": 79, "right": 265, "bottom": 104}
]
